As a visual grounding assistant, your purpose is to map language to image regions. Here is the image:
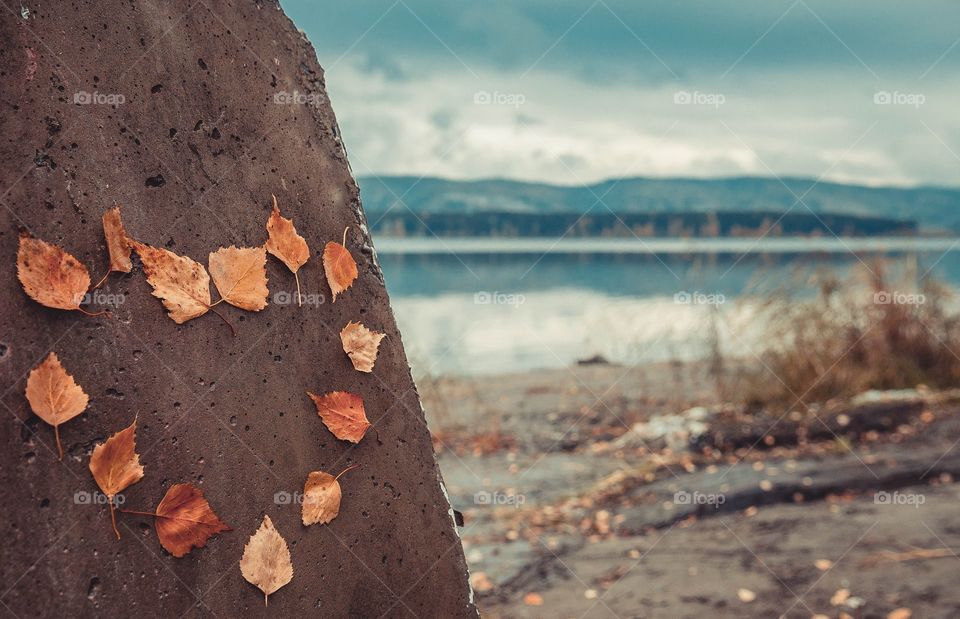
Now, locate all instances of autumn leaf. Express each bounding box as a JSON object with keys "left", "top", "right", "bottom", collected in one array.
[
  {"left": 307, "top": 391, "right": 371, "bottom": 443},
  {"left": 122, "top": 483, "right": 230, "bottom": 557},
  {"left": 132, "top": 241, "right": 211, "bottom": 323},
  {"left": 340, "top": 321, "right": 385, "bottom": 373},
  {"left": 264, "top": 195, "right": 309, "bottom": 305},
  {"left": 89, "top": 418, "right": 145, "bottom": 539},
  {"left": 94, "top": 206, "right": 132, "bottom": 287},
  {"left": 208, "top": 246, "right": 269, "bottom": 311},
  {"left": 301, "top": 464, "right": 359, "bottom": 526},
  {"left": 17, "top": 231, "right": 96, "bottom": 314},
  {"left": 523, "top": 593, "right": 544, "bottom": 606},
  {"left": 322, "top": 227, "right": 357, "bottom": 302},
  {"left": 25, "top": 352, "right": 89, "bottom": 459},
  {"left": 240, "top": 515, "right": 293, "bottom": 606}
]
